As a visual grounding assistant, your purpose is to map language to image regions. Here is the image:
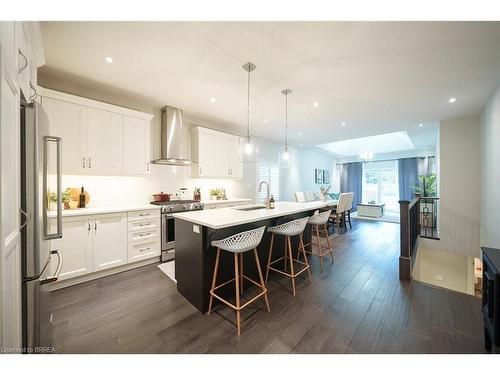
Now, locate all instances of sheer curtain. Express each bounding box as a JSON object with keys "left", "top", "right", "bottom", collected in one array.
[{"left": 340, "top": 162, "right": 362, "bottom": 212}]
